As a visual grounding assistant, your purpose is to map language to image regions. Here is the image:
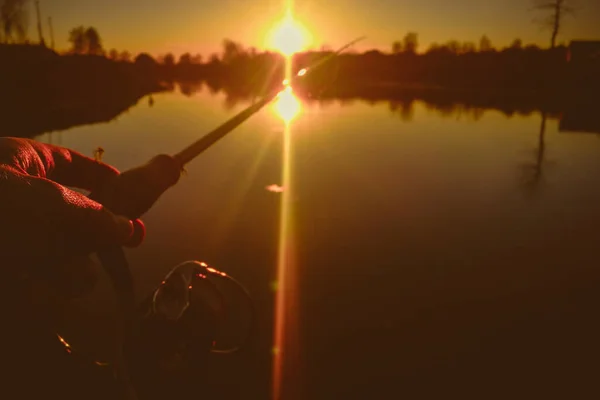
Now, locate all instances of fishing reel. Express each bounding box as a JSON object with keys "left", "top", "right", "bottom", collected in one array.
[
  {"left": 125, "top": 261, "right": 254, "bottom": 374},
  {"left": 55, "top": 260, "right": 254, "bottom": 399}
]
